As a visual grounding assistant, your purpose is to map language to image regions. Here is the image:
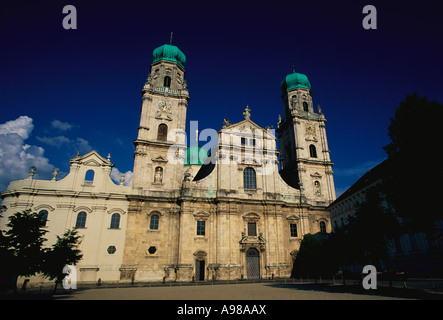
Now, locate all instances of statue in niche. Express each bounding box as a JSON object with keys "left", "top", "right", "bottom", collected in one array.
[
  {"left": 314, "top": 180, "right": 321, "bottom": 196},
  {"left": 154, "top": 167, "right": 163, "bottom": 183}
]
